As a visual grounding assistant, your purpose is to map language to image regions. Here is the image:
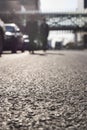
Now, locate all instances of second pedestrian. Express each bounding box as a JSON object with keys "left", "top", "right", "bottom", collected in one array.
[
  {"left": 26, "top": 14, "right": 38, "bottom": 54},
  {"left": 40, "top": 17, "right": 49, "bottom": 52}
]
